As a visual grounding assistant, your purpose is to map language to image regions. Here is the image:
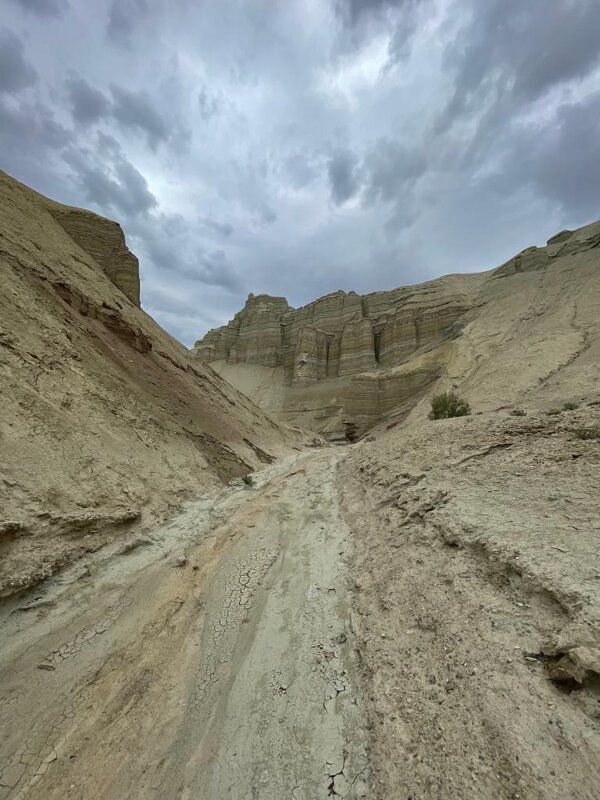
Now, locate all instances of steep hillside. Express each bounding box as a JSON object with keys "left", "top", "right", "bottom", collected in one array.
[
  {"left": 341, "top": 403, "right": 600, "bottom": 799},
  {"left": 0, "top": 171, "right": 298, "bottom": 597},
  {"left": 194, "top": 223, "right": 600, "bottom": 438}
]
